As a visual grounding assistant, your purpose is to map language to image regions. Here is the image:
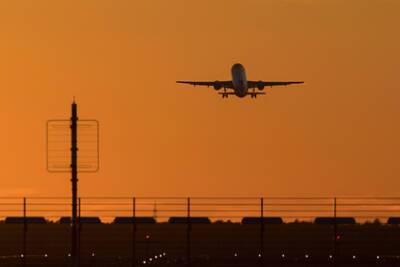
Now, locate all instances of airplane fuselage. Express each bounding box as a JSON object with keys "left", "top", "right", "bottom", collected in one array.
[
  {"left": 176, "top": 63, "right": 303, "bottom": 98},
  {"left": 231, "top": 63, "right": 248, "bottom": 98}
]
